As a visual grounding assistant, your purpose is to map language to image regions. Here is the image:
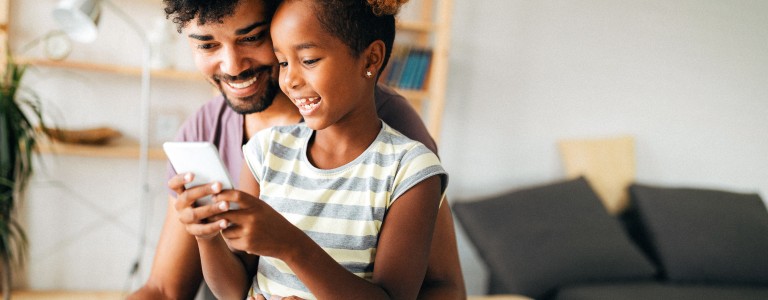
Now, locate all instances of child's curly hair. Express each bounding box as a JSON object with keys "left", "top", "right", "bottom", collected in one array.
[
  {"left": 162, "top": 0, "right": 281, "bottom": 33},
  {"left": 366, "top": 0, "right": 409, "bottom": 16},
  {"left": 308, "top": 0, "right": 410, "bottom": 74}
]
